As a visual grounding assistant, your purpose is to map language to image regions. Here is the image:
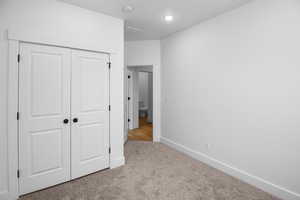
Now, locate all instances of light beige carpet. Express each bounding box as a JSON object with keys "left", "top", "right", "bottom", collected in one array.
[{"left": 20, "top": 141, "right": 281, "bottom": 200}]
